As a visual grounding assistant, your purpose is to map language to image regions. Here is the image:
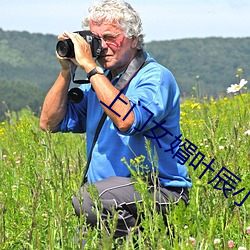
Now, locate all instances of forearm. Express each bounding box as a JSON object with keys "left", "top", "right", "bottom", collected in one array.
[
  {"left": 90, "top": 73, "right": 134, "bottom": 132},
  {"left": 40, "top": 70, "right": 71, "bottom": 132}
]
